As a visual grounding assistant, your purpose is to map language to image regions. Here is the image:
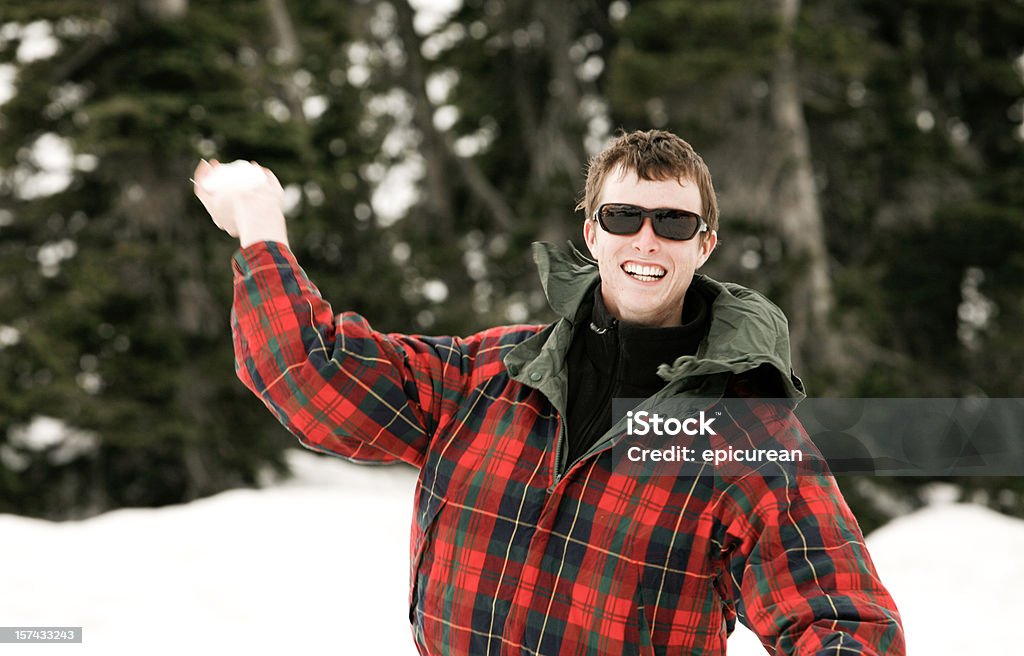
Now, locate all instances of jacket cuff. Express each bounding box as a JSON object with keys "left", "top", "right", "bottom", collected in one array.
[{"left": 231, "top": 240, "right": 297, "bottom": 280}]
